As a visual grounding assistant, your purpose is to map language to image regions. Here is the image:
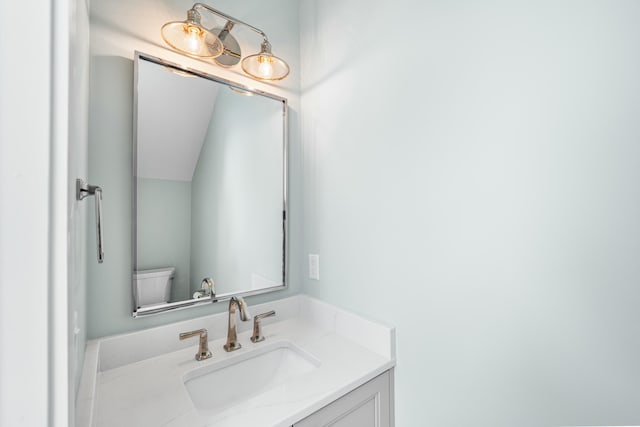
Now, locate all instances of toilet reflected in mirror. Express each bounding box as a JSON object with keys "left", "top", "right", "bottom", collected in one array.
[{"left": 133, "top": 267, "right": 175, "bottom": 308}]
